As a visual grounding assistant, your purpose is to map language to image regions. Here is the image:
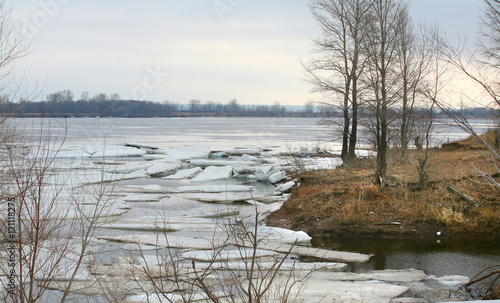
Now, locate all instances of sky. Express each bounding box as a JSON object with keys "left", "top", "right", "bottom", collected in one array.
[{"left": 10, "top": 0, "right": 486, "bottom": 106}]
